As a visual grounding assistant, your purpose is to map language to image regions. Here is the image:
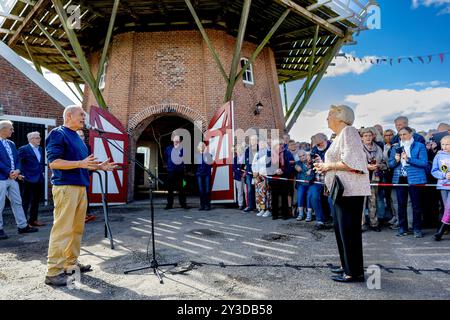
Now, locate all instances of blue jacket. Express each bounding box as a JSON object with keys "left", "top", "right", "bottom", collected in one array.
[
  {"left": 310, "top": 140, "right": 331, "bottom": 161},
  {"left": 233, "top": 155, "right": 244, "bottom": 181},
  {"left": 295, "top": 160, "right": 314, "bottom": 187},
  {"left": 165, "top": 145, "right": 184, "bottom": 173},
  {"left": 0, "top": 139, "right": 18, "bottom": 181},
  {"left": 18, "top": 144, "right": 45, "bottom": 183},
  {"left": 388, "top": 141, "right": 428, "bottom": 184},
  {"left": 431, "top": 150, "right": 450, "bottom": 190},
  {"left": 195, "top": 152, "right": 213, "bottom": 176}
]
